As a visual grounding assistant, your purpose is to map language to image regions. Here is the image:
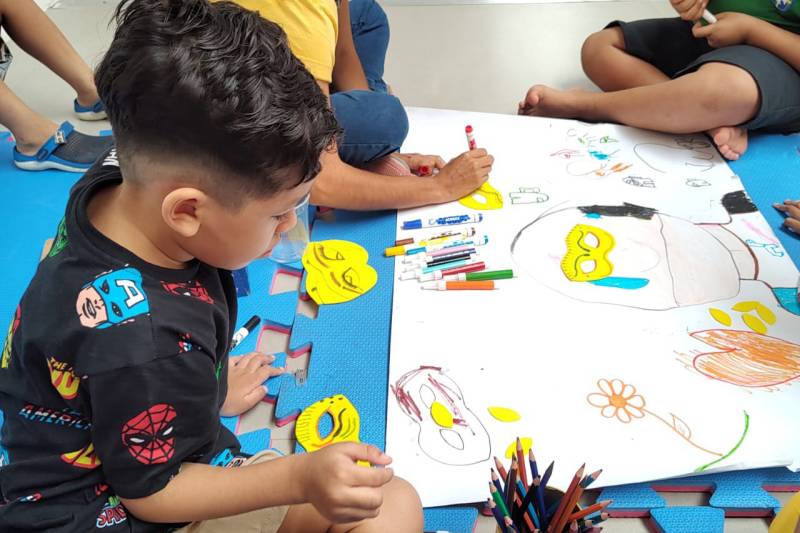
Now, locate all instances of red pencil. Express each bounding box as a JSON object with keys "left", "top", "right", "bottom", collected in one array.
[
  {"left": 548, "top": 464, "right": 585, "bottom": 533},
  {"left": 516, "top": 437, "right": 528, "bottom": 490},
  {"left": 567, "top": 500, "right": 613, "bottom": 522},
  {"left": 506, "top": 455, "right": 519, "bottom": 512}
]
